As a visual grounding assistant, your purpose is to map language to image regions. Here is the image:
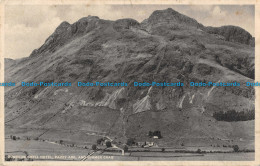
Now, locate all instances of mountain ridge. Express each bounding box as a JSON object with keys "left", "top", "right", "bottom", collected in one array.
[
  {"left": 5, "top": 8, "right": 255, "bottom": 149},
  {"left": 27, "top": 8, "right": 254, "bottom": 59}
]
